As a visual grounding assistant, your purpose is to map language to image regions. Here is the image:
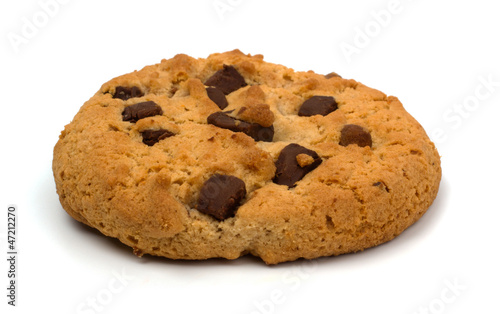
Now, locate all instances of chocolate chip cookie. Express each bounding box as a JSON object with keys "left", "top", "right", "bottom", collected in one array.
[{"left": 52, "top": 50, "right": 441, "bottom": 264}]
